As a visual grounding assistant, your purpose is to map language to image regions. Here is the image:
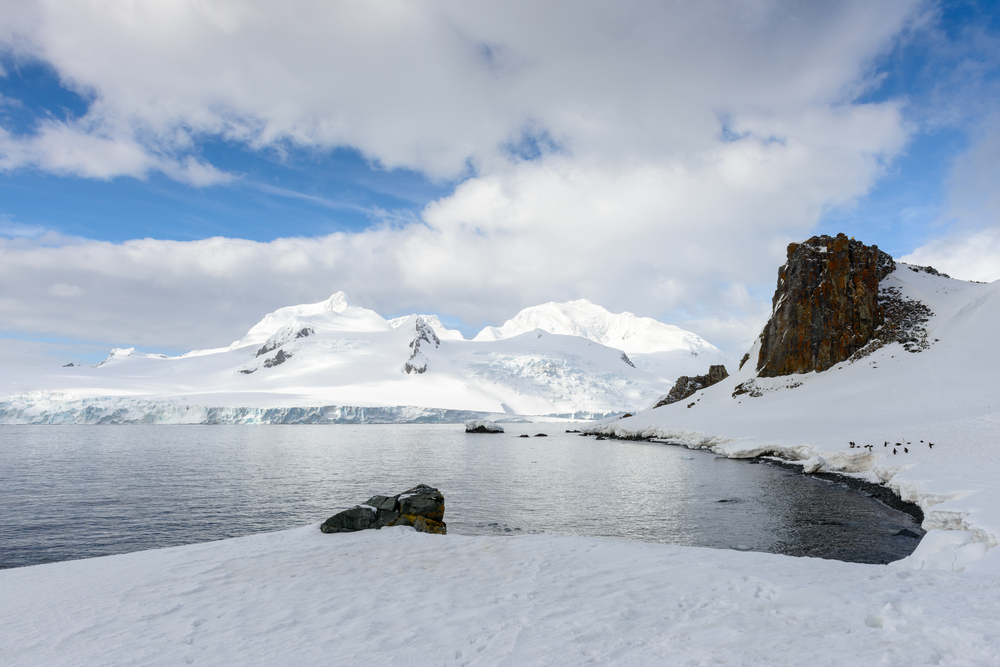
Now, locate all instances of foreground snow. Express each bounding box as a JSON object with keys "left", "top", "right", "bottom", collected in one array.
[{"left": 3, "top": 525, "right": 999, "bottom": 667}]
